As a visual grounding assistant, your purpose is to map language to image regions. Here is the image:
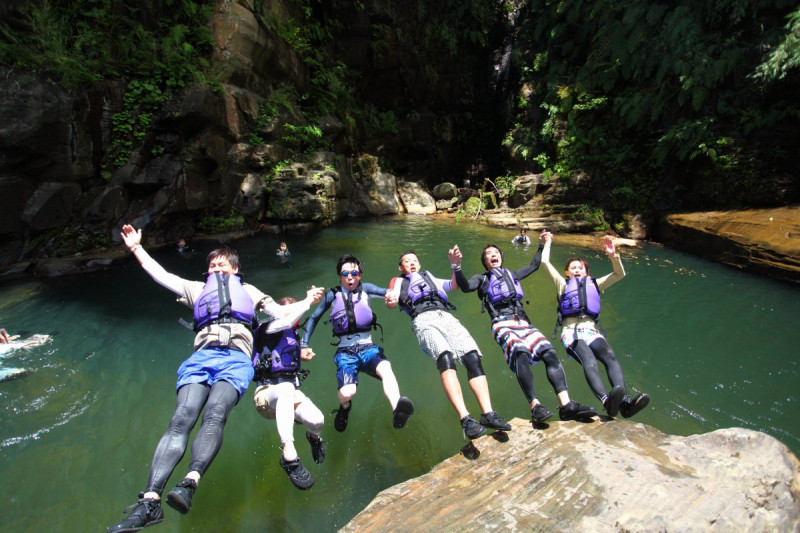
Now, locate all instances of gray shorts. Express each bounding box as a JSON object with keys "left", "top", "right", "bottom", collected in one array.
[{"left": 411, "top": 309, "right": 482, "bottom": 363}]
